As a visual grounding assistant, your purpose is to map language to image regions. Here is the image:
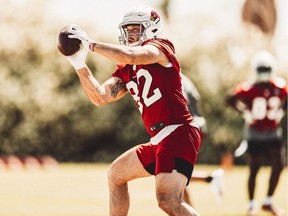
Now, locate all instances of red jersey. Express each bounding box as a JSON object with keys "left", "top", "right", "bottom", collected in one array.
[
  {"left": 112, "top": 38, "right": 192, "bottom": 136},
  {"left": 234, "top": 77, "right": 287, "bottom": 131}
]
